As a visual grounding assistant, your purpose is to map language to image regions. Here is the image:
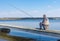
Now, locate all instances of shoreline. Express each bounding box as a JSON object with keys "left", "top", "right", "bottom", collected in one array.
[{"left": 0, "top": 17, "right": 59, "bottom": 20}]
